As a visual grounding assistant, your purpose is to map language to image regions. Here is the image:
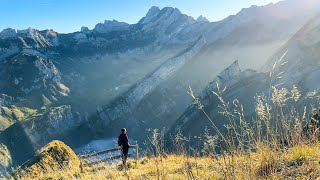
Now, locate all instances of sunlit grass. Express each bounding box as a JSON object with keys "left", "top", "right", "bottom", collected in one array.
[{"left": 12, "top": 143, "right": 320, "bottom": 179}]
